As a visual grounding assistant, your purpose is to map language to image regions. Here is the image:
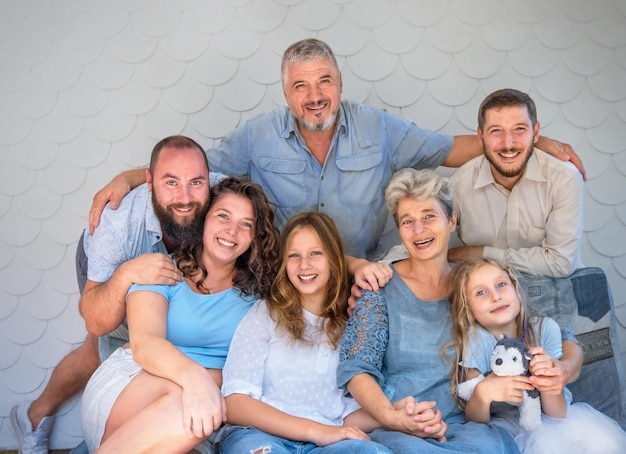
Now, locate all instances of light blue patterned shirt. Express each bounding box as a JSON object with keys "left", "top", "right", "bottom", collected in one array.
[{"left": 209, "top": 100, "right": 453, "bottom": 260}]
